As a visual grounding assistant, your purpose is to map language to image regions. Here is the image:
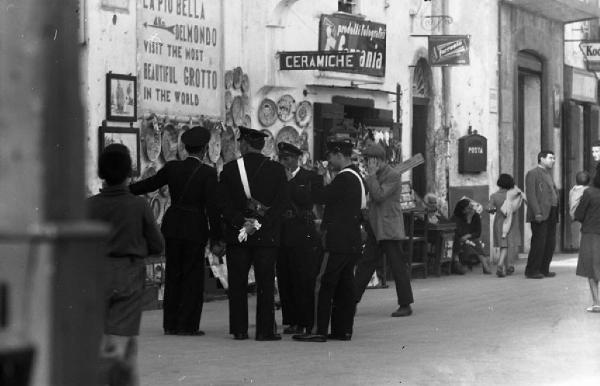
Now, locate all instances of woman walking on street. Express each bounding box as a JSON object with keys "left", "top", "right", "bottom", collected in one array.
[
  {"left": 573, "top": 172, "right": 600, "bottom": 313},
  {"left": 488, "top": 174, "right": 524, "bottom": 277}
]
